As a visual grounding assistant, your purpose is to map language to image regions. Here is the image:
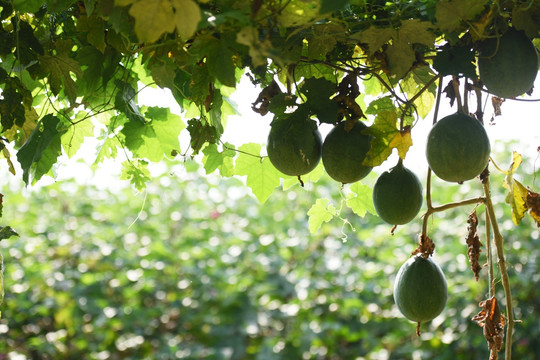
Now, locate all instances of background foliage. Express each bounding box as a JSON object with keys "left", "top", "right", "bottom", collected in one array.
[{"left": 1, "top": 159, "right": 539, "bottom": 359}]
